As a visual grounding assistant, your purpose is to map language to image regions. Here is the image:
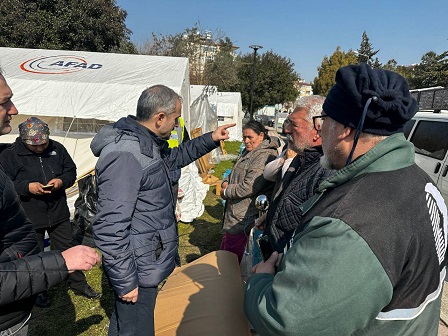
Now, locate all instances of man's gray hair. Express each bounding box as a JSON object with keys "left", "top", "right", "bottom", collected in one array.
[
  {"left": 136, "top": 84, "right": 182, "bottom": 121},
  {"left": 293, "top": 95, "right": 325, "bottom": 123}
]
